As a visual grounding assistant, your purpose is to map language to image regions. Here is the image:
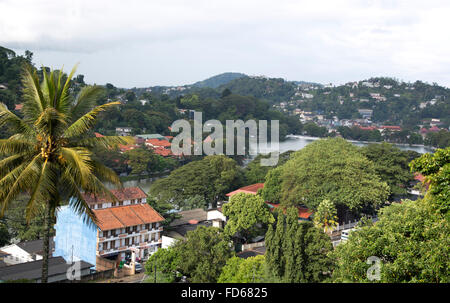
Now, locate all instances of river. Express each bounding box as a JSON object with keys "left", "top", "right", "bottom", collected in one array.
[{"left": 120, "top": 136, "right": 435, "bottom": 193}]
